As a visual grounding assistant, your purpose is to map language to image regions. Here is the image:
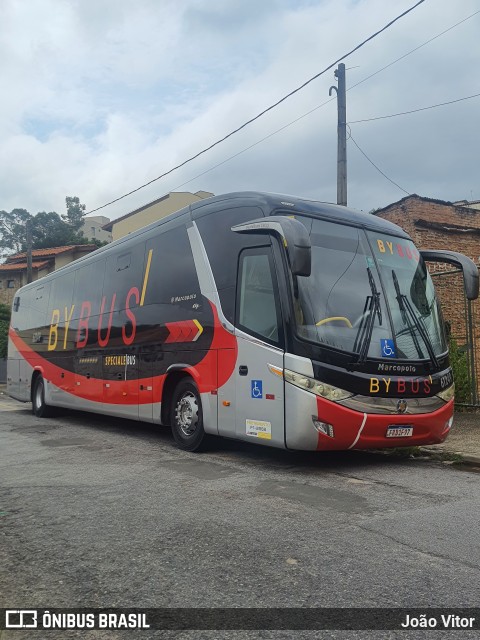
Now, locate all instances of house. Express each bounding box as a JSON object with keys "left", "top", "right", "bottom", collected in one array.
[
  {"left": 80, "top": 215, "right": 112, "bottom": 243},
  {"left": 102, "top": 191, "right": 214, "bottom": 240},
  {"left": 374, "top": 194, "right": 480, "bottom": 259},
  {"left": 0, "top": 245, "right": 97, "bottom": 306},
  {"left": 453, "top": 199, "right": 480, "bottom": 211}
]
